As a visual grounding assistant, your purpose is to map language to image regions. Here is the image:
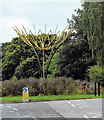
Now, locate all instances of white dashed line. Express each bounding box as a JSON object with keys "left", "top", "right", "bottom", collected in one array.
[
  {"left": 70, "top": 103, "right": 76, "bottom": 107},
  {"left": 92, "top": 114, "right": 102, "bottom": 118},
  {"left": 17, "top": 113, "right": 20, "bottom": 115},
  {"left": 23, "top": 115, "right": 31, "bottom": 117},
  {"left": 6, "top": 106, "right": 12, "bottom": 108},
  {"left": 0, "top": 104, "right": 4, "bottom": 107},
  {"left": 67, "top": 101, "right": 76, "bottom": 107},
  {"left": 67, "top": 101, "right": 71, "bottom": 103},
  {"left": 8, "top": 111, "right": 14, "bottom": 112},
  {"left": 32, "top": 118, "right": 38, "bottom": 120},
  {"left": 84, "top": 115, "right": 89, "bottom": 118},
  {"left": 12, "top": 108, "right": 18, "bottom": 111}
]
